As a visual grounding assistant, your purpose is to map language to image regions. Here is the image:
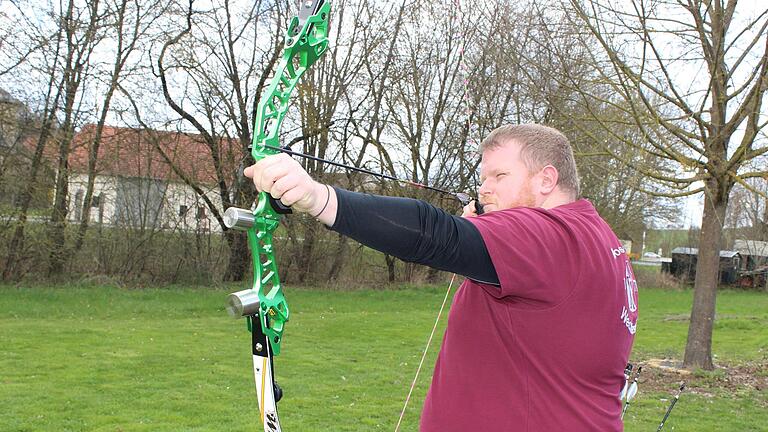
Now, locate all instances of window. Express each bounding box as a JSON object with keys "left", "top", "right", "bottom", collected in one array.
[
  {"left": 178, "top": 205, "right": 188, "bottom": 216},
  {"left": 91, "top": 194, "right": 101, "bottom": 208},
  {"left": 196, "top": 206, "right": 206, "bottom": 220}
]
